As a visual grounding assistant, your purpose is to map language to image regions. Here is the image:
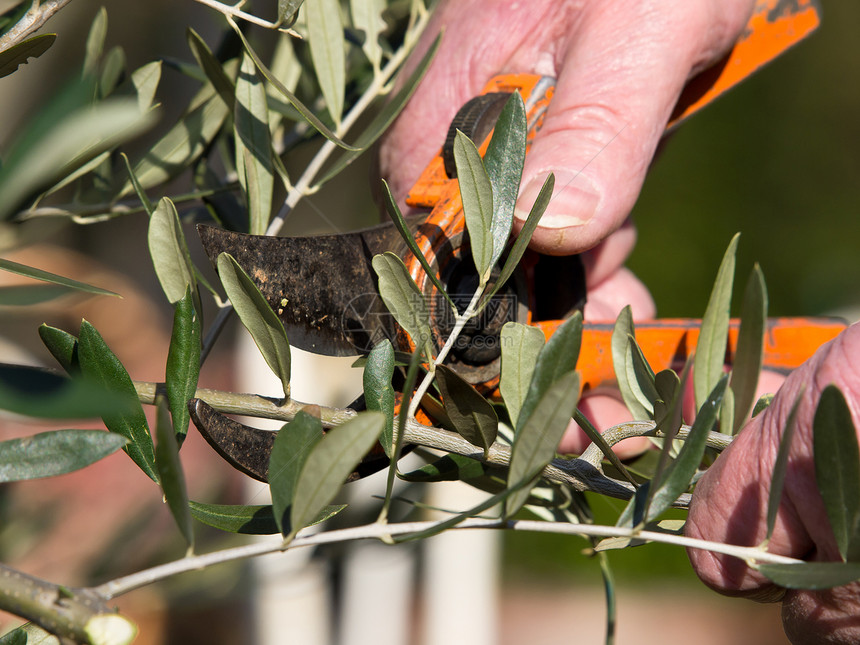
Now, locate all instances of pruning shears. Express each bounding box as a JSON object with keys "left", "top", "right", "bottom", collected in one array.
[{"left": 190, "top": 0, "right": 841, "bottom": 482}]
